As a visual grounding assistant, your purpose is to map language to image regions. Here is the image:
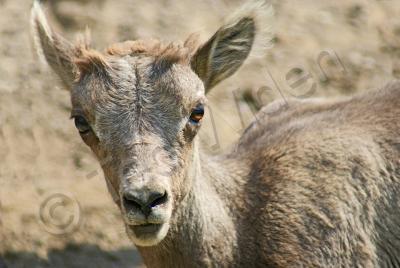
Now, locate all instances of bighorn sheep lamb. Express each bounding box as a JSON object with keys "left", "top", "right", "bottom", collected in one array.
[{"left": 31, "top": 0, "right": 400, "bottom": 267}]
